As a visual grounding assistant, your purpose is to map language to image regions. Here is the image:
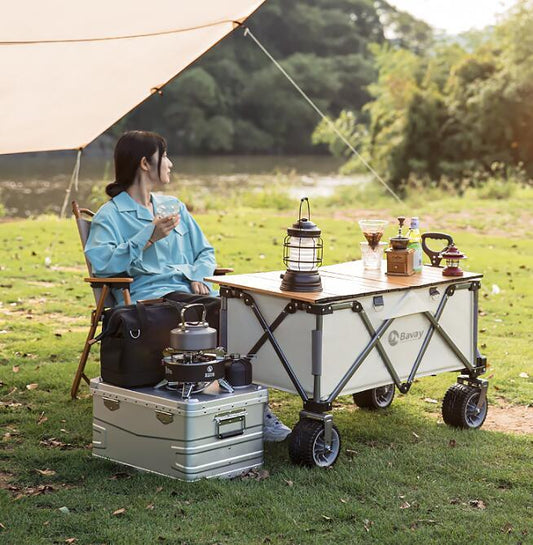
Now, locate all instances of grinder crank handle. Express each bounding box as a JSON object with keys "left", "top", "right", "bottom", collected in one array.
[
  {"left": 180, "top": 303, "right": 207, "bottom": 327},
  {"left": 421, "top": 232, "right": 454, "bottom": 267}
]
